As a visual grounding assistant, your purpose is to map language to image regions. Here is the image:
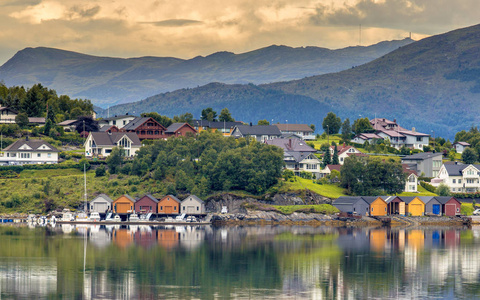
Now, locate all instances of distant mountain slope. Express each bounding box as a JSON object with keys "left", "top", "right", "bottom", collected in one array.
[
  {"left": 104, "top": 23, "right": 480, "bottom": 139},
  {"left": 0, "top": 39, "right": 413, "bottom": 106}
]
